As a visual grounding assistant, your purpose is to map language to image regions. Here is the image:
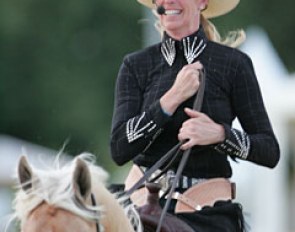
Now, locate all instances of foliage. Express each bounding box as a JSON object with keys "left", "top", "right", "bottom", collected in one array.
[{"left": 0, "top": 0, "right": 141, "bottom": 170}]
